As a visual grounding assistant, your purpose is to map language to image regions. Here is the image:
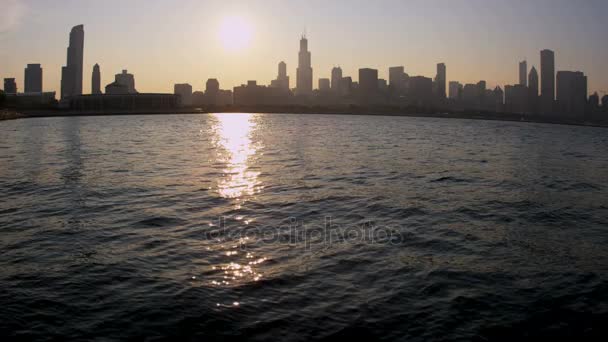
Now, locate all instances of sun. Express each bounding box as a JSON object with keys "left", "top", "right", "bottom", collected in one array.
[{"left": 218, "top": 16, "right": 253, "bottom": 51}]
